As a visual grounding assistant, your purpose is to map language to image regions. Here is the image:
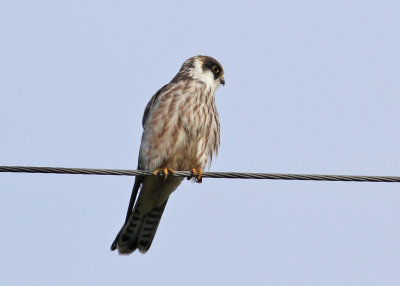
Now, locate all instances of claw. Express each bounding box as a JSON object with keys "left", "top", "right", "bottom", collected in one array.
[
  {"left": 190, "top": 168, "right": 203, "bottom": 184},
  {"left": 153, "top": 167, "right": 175, "bottom": 179}
]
